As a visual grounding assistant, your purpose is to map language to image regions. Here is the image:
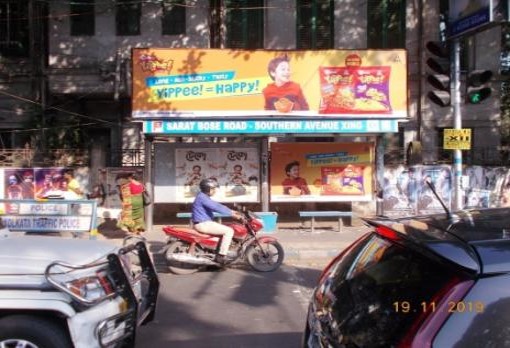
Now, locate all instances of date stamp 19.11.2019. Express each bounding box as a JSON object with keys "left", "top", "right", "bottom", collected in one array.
[{"left": 393, "top": 301, "right": 484, "bottom": 314}]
